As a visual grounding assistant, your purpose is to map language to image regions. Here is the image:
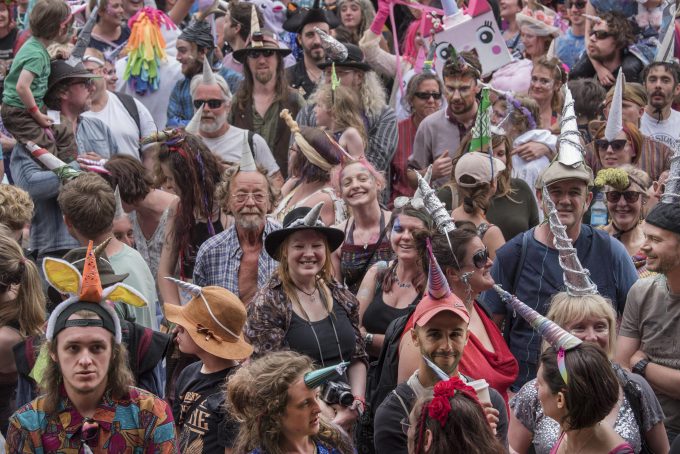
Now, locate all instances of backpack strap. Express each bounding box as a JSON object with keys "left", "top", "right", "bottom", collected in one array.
[
  {"left": 504, "top": 228, "right": 532, "bottom": 340},
  {"left": 113, "top": 92, "right": 142, "bottom": 157}
]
